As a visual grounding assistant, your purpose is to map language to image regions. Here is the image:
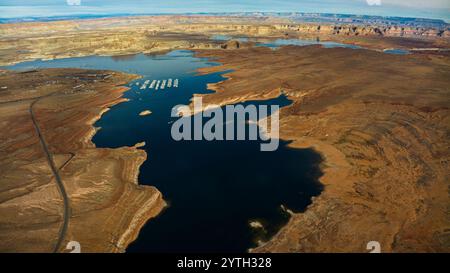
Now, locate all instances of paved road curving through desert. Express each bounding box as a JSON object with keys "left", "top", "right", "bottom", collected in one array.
[{"left": 30, "top": 97, "right": 71, "bottom": 253}]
